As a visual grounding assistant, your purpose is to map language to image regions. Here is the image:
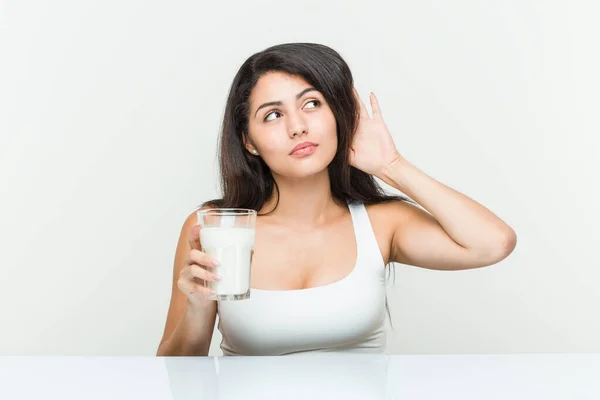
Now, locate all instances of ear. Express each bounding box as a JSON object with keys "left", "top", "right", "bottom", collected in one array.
[{"left": 242, "top": 131, "right": 258, "bottom": 155}]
